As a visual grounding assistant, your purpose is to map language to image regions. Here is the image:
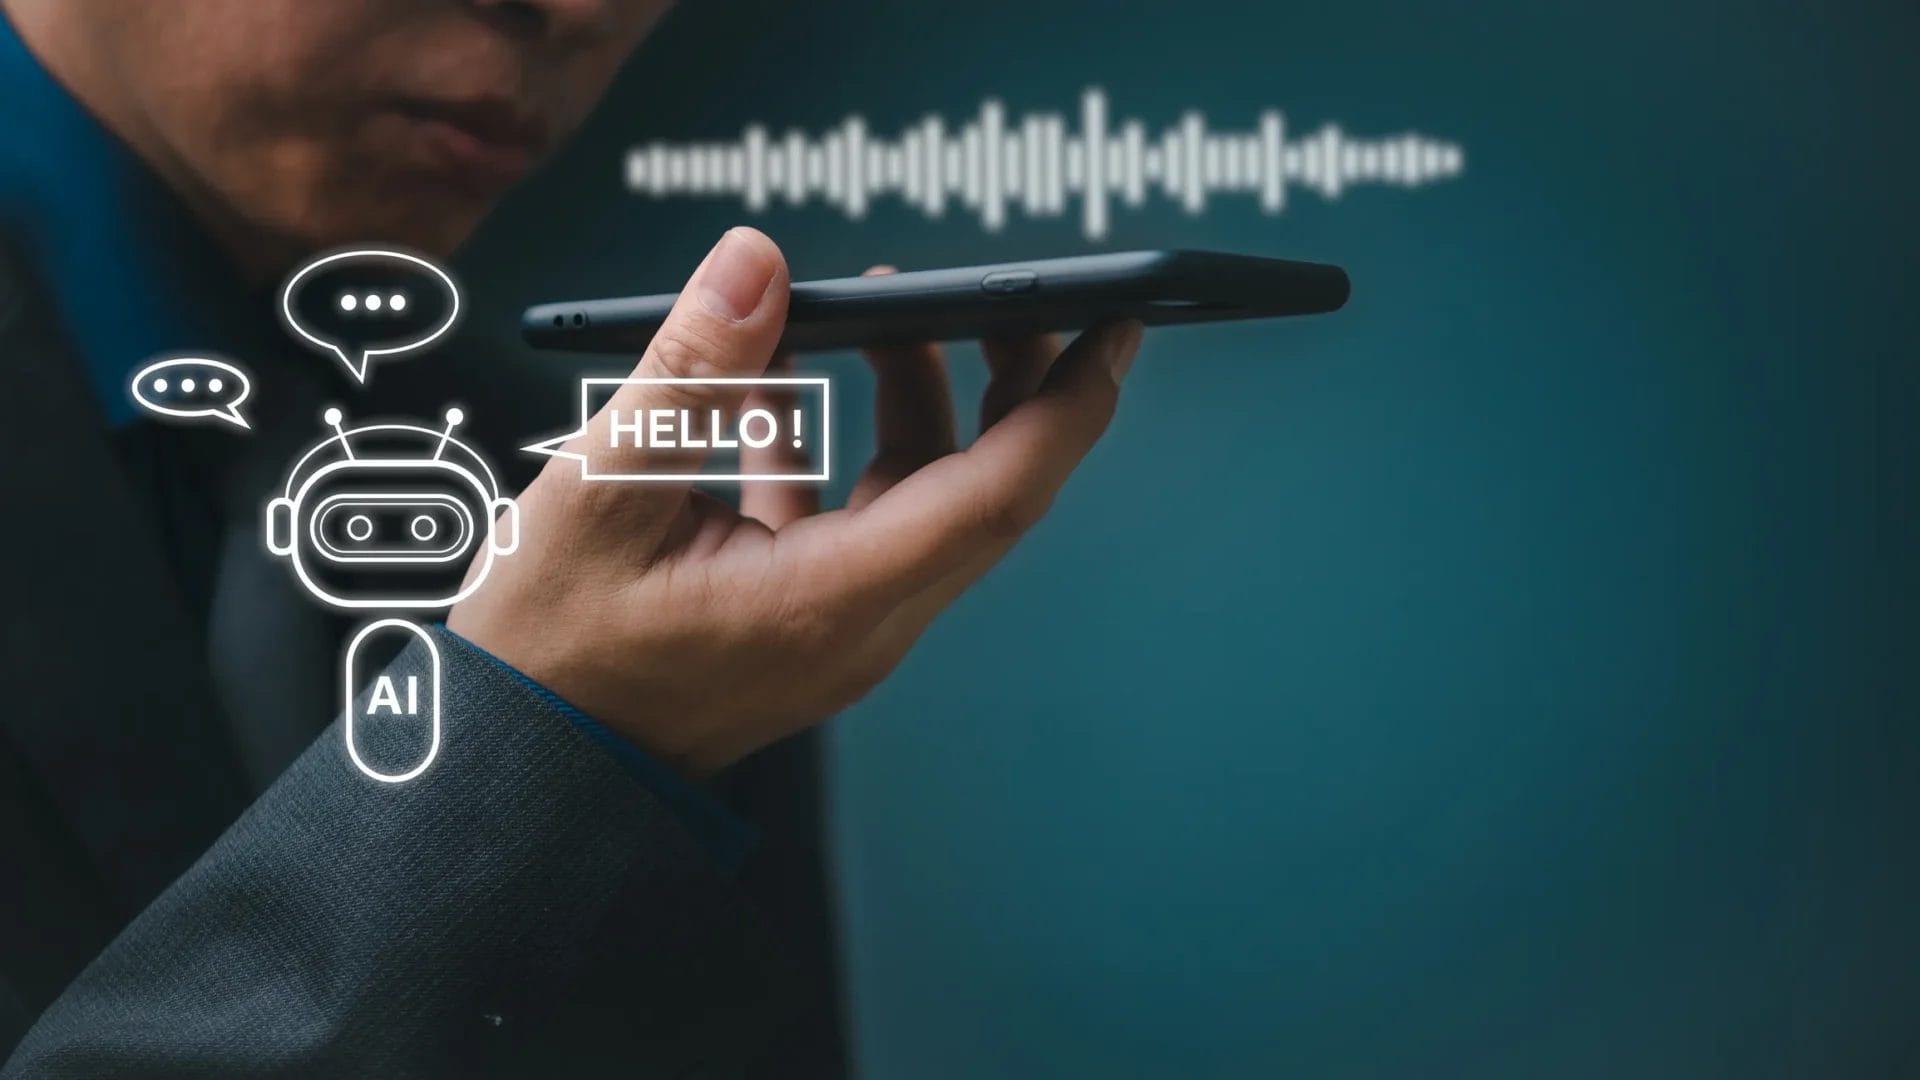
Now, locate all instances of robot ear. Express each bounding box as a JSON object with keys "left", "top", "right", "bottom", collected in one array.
[
  {"left": 490, "top": 498, "right": 520, "bottom": 557},
  {"left": 265, "top": 498, "right": 296, "bottom": 556}
]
